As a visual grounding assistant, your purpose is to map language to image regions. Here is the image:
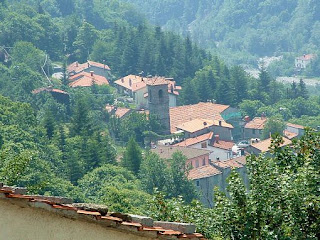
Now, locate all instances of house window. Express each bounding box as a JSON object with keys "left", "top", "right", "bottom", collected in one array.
[
  {"left": 202, "top": 158, "right": 206, "bottom": 166},
  {"left": 195, "top": 160, "right": 199, "bottom": 168},
  {"left": 196, "top": 180, "right": 200, "bottom": 187},
  {"left": 252, "top": 129, "right": 256, "bottom": 134},
  {"left": 201, "top": 142, "right": 207, "bottom": 148}
]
